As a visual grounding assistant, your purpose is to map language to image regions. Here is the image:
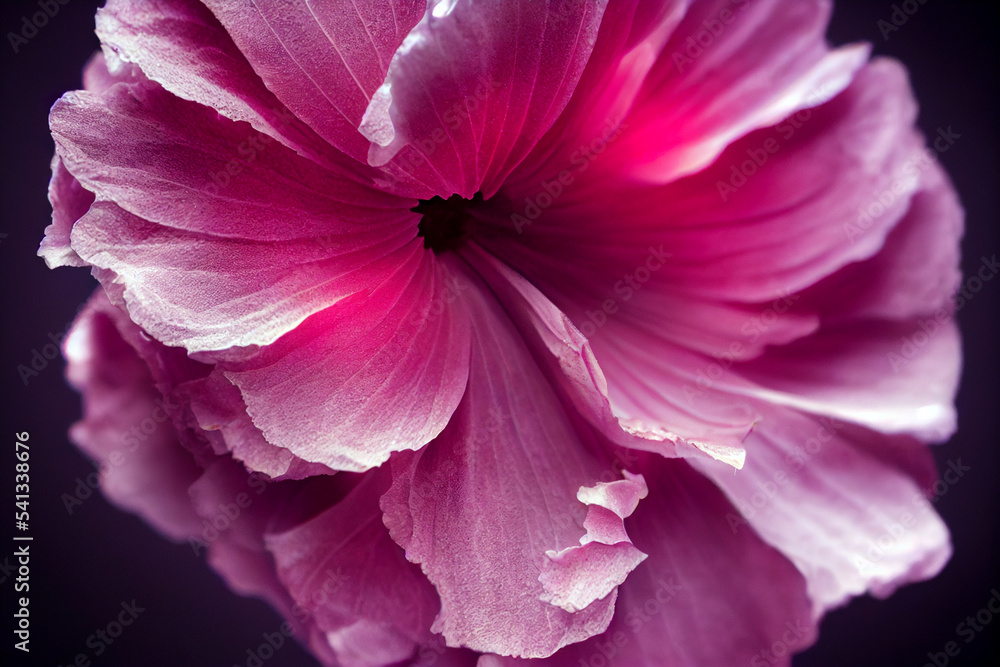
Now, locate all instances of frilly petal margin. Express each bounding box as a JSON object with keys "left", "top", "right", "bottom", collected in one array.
[
  {"left": 539, "top": 472, "right": 649, "bottom": 613},
  {"left": 177, "top": 370, "right": 336, "bottom": 481},
  {"left": 95, "top": 0, "right": 351, "bottom": 169},
  {"left": 39, "top": 50, "right": 139, "bottom": 269},
  {"left": 39, "top": 154, "right": 92, "bottom": 269},
  {"left": 61, "top": 290, "right": 475, "bottom": 667},
  {"left": 482, "top": 459, "right": 816, "bottom": 667},
  {"left": 380, "top": 261, "right": 645, "bottom": 658}
]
